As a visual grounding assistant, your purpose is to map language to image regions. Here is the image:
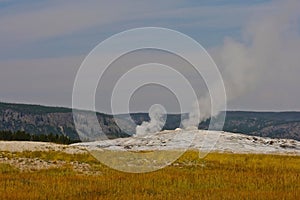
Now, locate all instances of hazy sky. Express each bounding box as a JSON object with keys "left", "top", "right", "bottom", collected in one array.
[{"left": 0, "top": 0, "right": 299, "bottom": 112}]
